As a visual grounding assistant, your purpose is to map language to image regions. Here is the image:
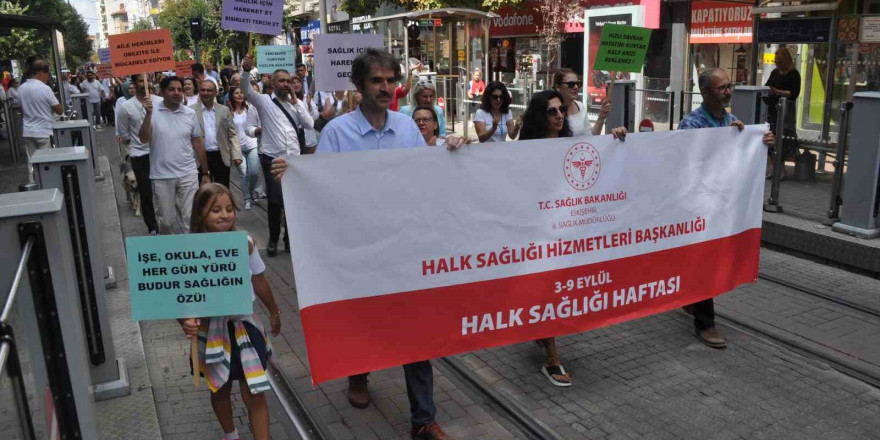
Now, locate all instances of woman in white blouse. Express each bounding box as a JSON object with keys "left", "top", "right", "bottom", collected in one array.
[
  {"left": 229, "top": 86, "right": 263, "bottom": 210},
  {"left": 472, "top": 81, "right": 521, "bottom": 143},
  {"left": 553, "top": 68, "right": 615, "bottom": 137}
]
